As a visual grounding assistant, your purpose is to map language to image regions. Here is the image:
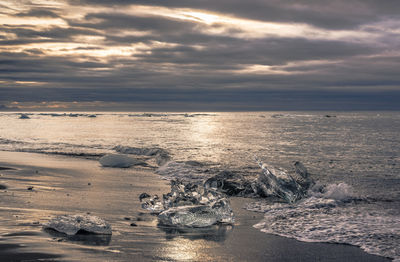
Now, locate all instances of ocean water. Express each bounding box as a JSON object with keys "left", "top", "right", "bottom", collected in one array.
[{"left": 0, "top": 111, "right": 399, "bottom": 260}]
